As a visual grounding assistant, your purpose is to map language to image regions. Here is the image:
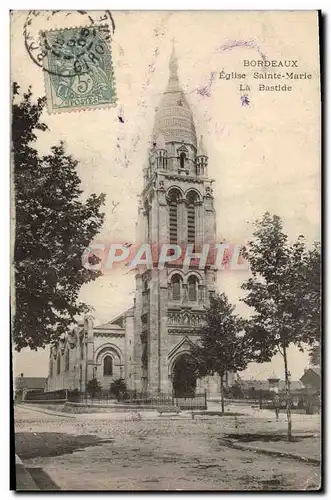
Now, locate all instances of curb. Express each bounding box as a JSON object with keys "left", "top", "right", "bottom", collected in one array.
[
  {"left": 15, "top": 454, "right": 39, "bottom": 491},
  {"left": 219, "top": 438, "right": 320, "bottom": 465},
  {"left": 17, "top": 403, "right": 76, "bottom": 418}
]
